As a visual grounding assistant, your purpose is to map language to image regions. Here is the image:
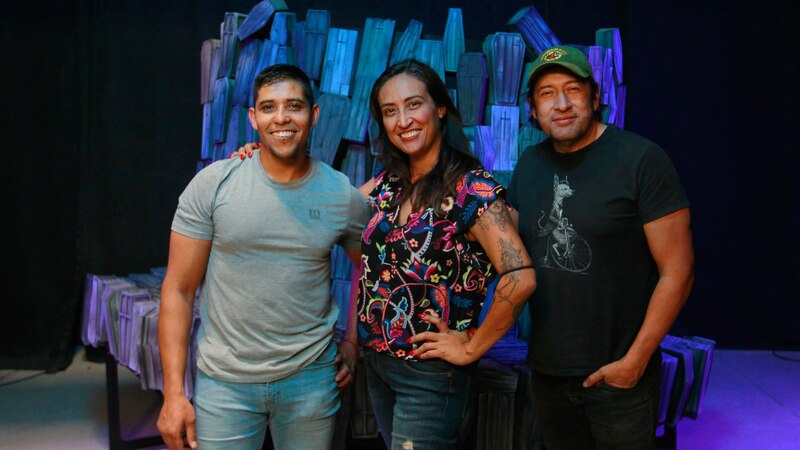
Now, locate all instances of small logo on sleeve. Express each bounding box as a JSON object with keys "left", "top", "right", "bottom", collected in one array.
[{"left": 309, "top": 209, "right": 321, "bottom": 220}]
